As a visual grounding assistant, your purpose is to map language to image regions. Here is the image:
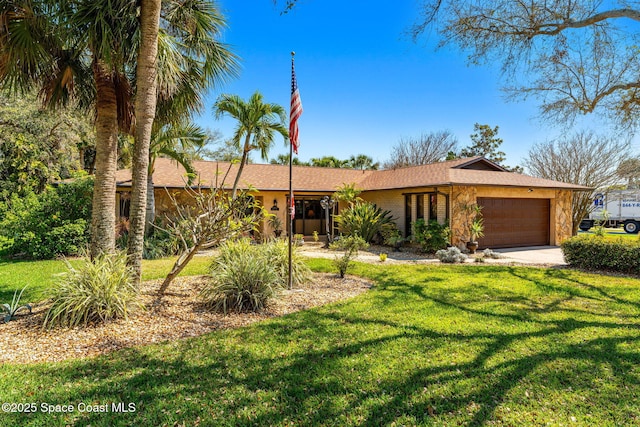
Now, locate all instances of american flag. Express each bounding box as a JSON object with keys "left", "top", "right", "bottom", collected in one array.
[{"left": 289, "top": 56, "right": 303, "bottom": 154}]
